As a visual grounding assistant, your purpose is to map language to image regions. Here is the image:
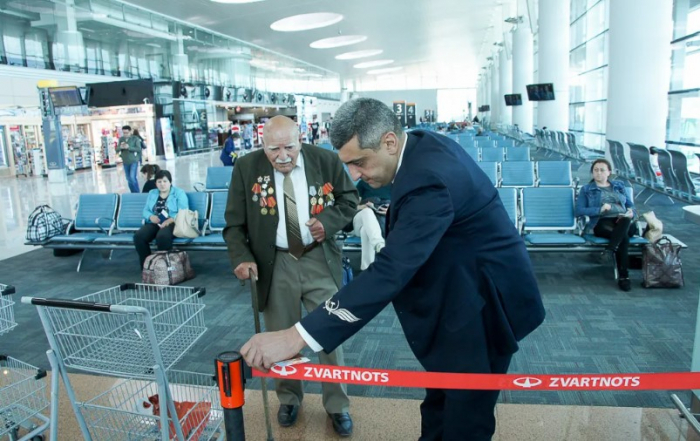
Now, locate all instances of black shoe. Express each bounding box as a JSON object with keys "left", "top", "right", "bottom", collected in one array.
[
  {"left": 329, "top": 412, "right": 353, "bottom": 437},
  {"left": 618, "top": 278, "right": 631, "bottom": 292},
  {"left": 277, "top": 404, "right": 299, "bottom": 427}
]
